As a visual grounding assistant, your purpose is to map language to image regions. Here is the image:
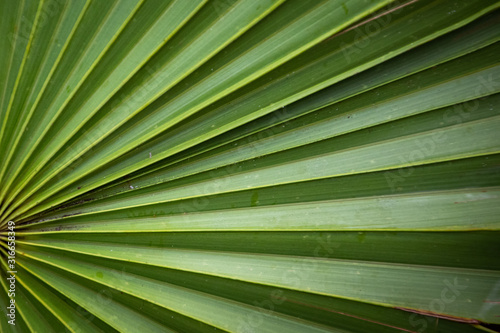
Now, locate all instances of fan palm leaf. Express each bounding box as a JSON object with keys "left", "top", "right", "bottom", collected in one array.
[{"left": 1, "top": 0, "right": 499, "bottom": 332}]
